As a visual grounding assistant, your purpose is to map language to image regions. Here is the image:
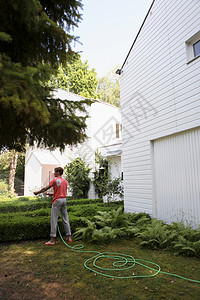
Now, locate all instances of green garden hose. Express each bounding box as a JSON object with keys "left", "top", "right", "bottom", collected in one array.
[{"left": 57, "top": 225, "right": 200, "bottom": 283}]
